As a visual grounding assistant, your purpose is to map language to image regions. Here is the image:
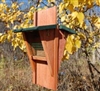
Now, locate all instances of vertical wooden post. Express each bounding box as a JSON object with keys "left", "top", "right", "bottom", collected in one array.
[{"left": 33, "top": 6, "right": 59, "bottom": 90}]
